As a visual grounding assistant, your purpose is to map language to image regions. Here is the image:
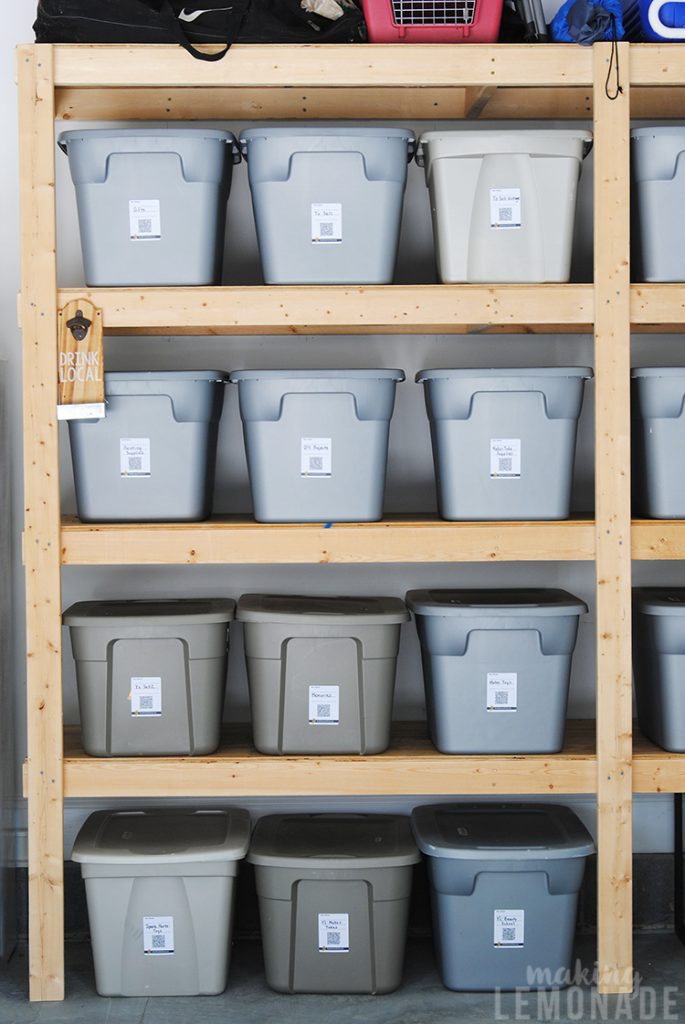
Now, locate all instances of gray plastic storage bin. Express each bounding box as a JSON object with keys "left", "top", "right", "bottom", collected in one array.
[
  {"left": 416, "top": 130, "right": 592, "bottom": 283},
  {"left": 72, "top": 808, "right": 250, "bottom": 996},
  {"left": 63, "top": 599, "right": 235, "bottom": 756},
  {"left": 417, "top": 367, "right": 591, "bottom": 521},
  {"left": 411, "top": 803, "right": 594, "bottom": 991},
  {"left": 631, "top": 127, "right": 685, "bottom": 282},
  {"left": 229, "top": 369, "right": 404, "bottom": 522},
  {"left": 633, "top": 588, "right": 685, "bottom": 751},
  {"left": 406, "top": 589, "right": 587, "bottom": 754},
  {"left": 237, "top": 594, "right": 409, "bottom": 754},
  {"left": 68, "top": 370, "right": 228, "bottom": 523},
  {"left": 247, "top": 813, "right": 420, "bottom": 994},
  {"left": 632, "top": 367, "right": 685, "bottom": 518},
  {"left": 58, "top": 128, "right": 240, "bottom": 286},
  {"left": 239, "top": 127, "right": 415, "bottom": 284}
]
